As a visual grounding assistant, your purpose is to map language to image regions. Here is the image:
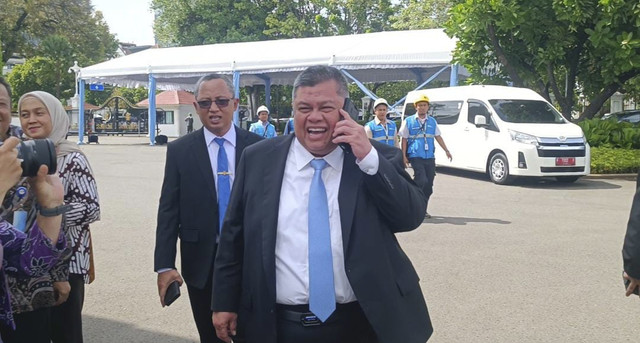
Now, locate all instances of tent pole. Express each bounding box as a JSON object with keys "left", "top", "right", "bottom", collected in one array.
[
  {"left": 148, "top": 74, "right": 156, "bottom": 146},
  {"left": 339, "top": 69, "right": 378, "bottom": 100},
  {"left": 257, "top": 74, "right": 272, "bottom": 110},
  {"left": 450, "top": 64, "right": 459, "bottom": 86},
  {"left": 233, "top": 71, "right": 240, "bottom": 126},
  {"left": 78, "top": 80, "right": 85, "bottom": 145},
  {"left": 390, "top": 65, "right": 451, "bottom": 109}
]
